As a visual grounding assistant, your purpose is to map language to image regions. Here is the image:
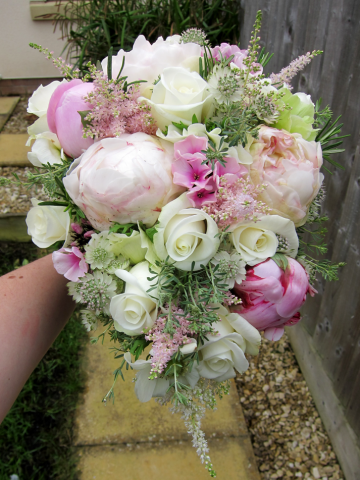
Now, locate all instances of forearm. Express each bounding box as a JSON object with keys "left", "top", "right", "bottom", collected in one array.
[{"left": 0, "top": 254, "right": 75, "bottom": 422}]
